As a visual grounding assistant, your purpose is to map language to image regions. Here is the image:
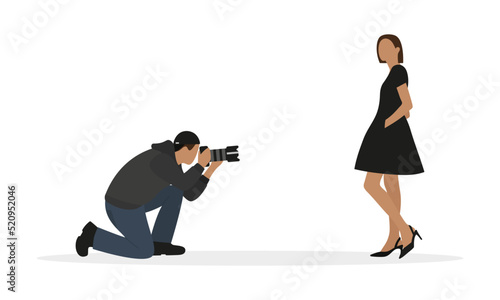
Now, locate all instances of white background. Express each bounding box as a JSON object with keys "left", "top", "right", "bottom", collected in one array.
[{"left": 1, "top": 0, "right": 499, "bottom": 299}]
